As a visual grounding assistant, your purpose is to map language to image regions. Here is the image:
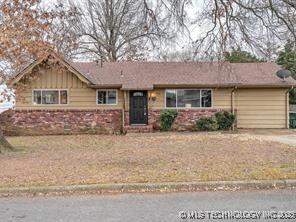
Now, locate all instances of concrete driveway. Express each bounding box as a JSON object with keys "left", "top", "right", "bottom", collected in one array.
[
  {"left": 238, "top": 129, "right": 296, "bottom": 146},
  {"left": 263, "top": 135, "right": 296, "bottom": 146}
]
